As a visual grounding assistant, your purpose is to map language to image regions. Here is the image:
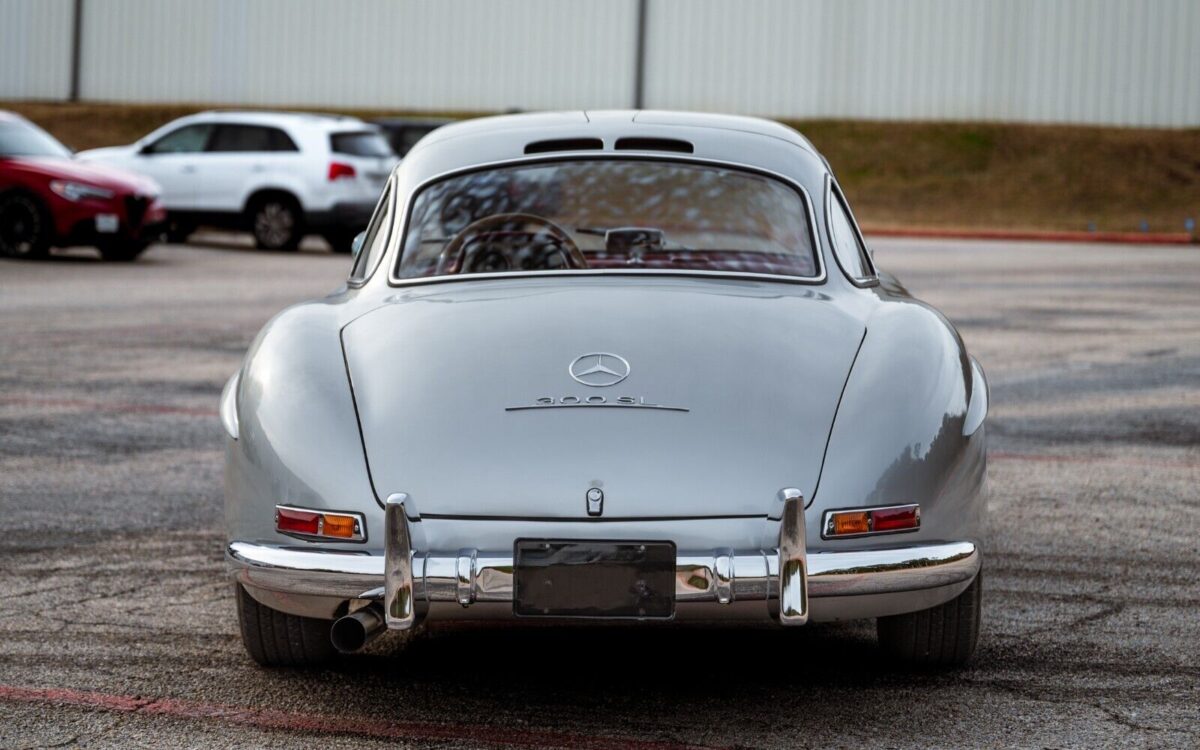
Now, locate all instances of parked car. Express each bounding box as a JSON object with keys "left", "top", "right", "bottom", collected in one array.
[
  {"left": 223, "top": 111, "right": 988, "bottom": 668},
  {"left": 0, "top": 111, "right": 165, "bottom": 261},
  {"left": 77, "top": 111, "right": 397, "bottom": 253},
  {"left": 372, "top": 117, "right": 451, "bottom": 157}
]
